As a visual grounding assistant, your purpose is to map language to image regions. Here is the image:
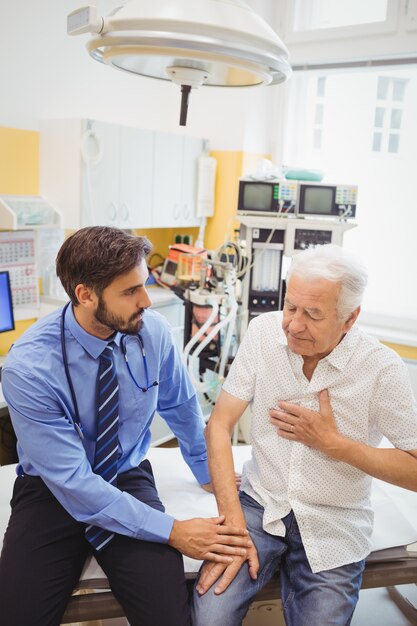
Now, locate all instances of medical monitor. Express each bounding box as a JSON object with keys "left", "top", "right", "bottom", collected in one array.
[
  {"left": 298, "top": 185, "right": 336, "bottom": 217},
  {"left": 0, "top": 271, "right": 15, "bottom": 333},
  {"left": 237, "top": 180, "right": 281, "bottom": 215},
  {"left": 242, "top": 182, "right": 273, "bottom": 211},
  {"left": 297, "top": 183, "right": 357, "bottom": 218}
]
